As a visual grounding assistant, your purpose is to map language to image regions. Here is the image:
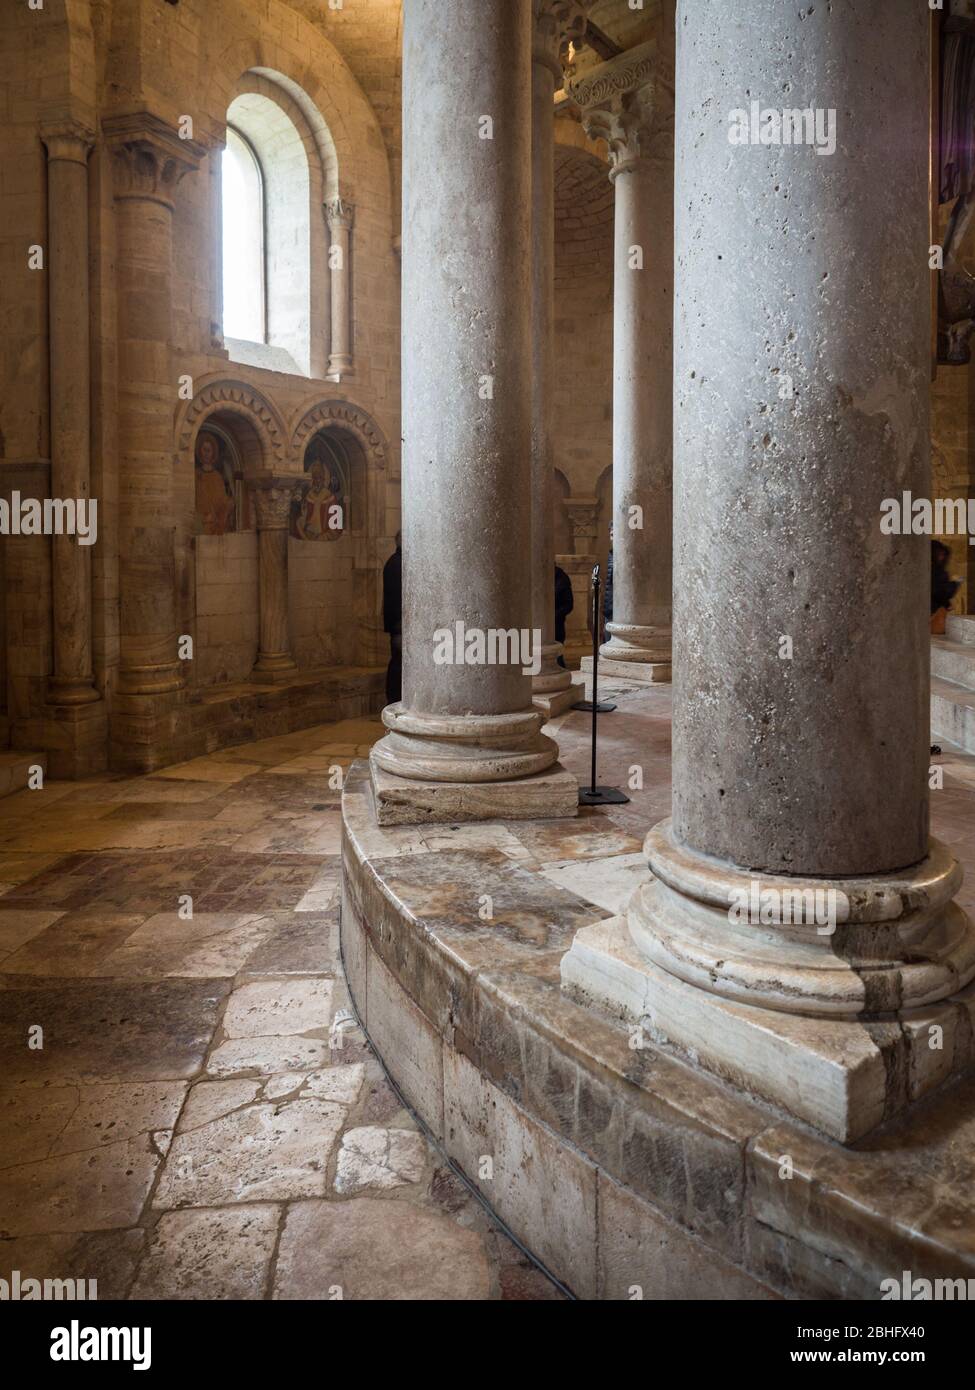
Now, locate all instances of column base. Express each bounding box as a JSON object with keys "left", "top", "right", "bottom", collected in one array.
[
  {"left": 562, "top": 819, "right": 975, "bottom": 1143},
  {"left": 46, "top": 675, "right": 101, "bottom": 707},
  {"left": 532, "top": 684, "right": 579, "bottom": 720},
  {"left": 532, "top": 643, "right": 575, "bottom": 718},
  {"left": 371, "top": 703, "right": 558, "bottom": 783},
  {"left": 590, "top": 622, "right": 673, "bottom": 683},
  {"left": 252, "top": 653, "right": 299, "bottom": 685},
  {"left": 370, "top": 756, "right": 579, "bottom": 826}
]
